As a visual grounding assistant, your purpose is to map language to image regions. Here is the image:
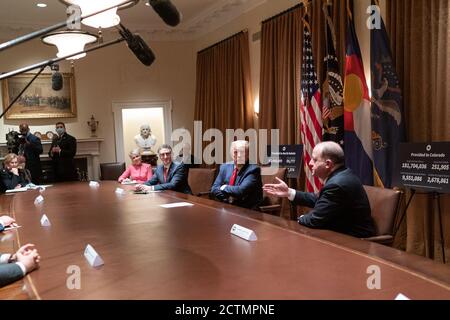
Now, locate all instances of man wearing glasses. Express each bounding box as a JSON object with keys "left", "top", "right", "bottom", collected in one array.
[{"left": 135, "top": 144, "right": 192, "bottom": 194}]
